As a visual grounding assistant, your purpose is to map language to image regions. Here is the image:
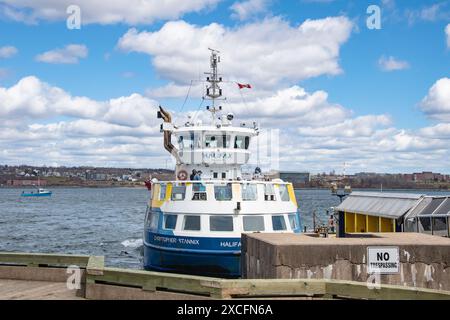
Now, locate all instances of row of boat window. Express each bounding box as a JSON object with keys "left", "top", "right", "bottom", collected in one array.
[
  {"left": 158, "top": 183, "right": 291, "bottom": 202},
  {"left": 147, "top": 211, "right": 299, "bottom": 232},
  {"left": 179, "top": 135, "right": 250, "bottom": 150}
]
